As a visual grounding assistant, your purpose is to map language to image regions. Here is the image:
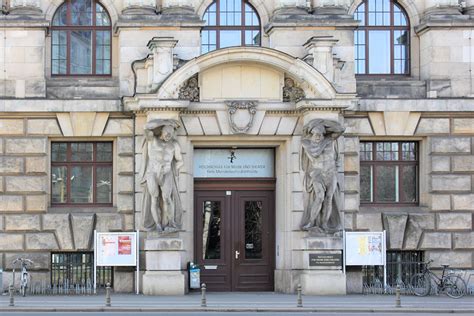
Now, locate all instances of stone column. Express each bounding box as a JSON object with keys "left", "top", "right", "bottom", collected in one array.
[
  {"left": 147, "top": 37, "right": 178, "bottom": 90},
  {"left": 9, "top": 0, "right": 42, "bottom": 15},
  {"left": 122, "top": 0, "right": 157, "bottom": 15},
  {"left": 424, "top": 0, "right": 461, "bottom": 16},
  {"left": 304, "top": 36, "right": 339, "bottom": 84}
]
